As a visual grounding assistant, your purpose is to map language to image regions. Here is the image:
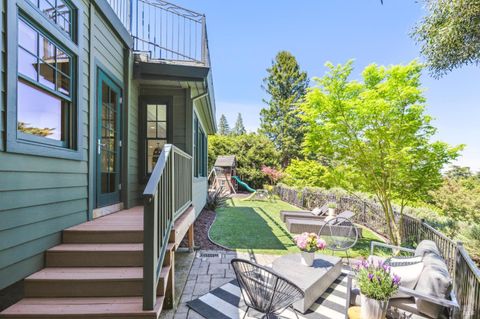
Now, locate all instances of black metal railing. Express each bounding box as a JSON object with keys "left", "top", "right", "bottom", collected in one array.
[
  {"left": 106, "top": 0, "right": 209, "bottom": 64},
  {"left": 142, "top": 144, "right": 192, "bottom": 310},
  {"left": 274, "top": 184, "right": 480, "bottom": 319}
]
